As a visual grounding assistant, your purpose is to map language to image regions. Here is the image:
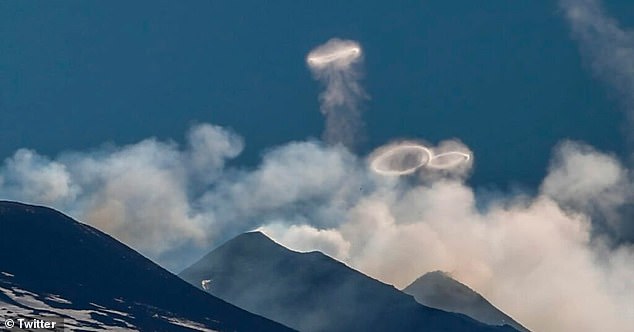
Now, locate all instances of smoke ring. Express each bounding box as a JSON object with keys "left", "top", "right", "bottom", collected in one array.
[
  {"left": 427, "top": 151, "right": 471, "bottom": 170},
  {"left": 306, "top": 41, "right": 362, "bottom": 69},
  {"left": 370, "top": 144, "right": 432, "bottom": 175}
]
